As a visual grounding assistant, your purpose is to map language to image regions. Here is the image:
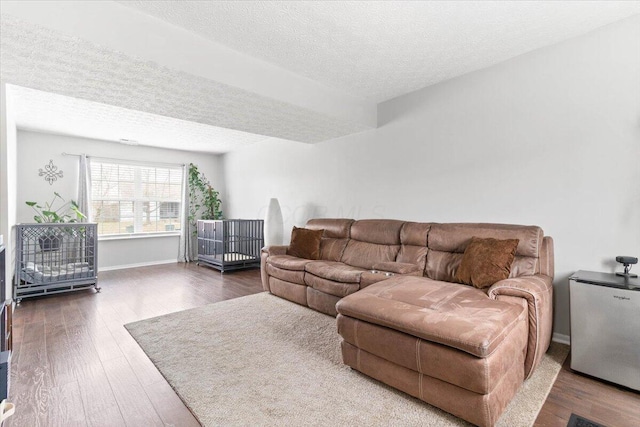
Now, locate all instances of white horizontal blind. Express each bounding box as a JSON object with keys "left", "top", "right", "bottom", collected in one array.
[{"left": 90, "top": 159, "right": 183, "bottom": 236}]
